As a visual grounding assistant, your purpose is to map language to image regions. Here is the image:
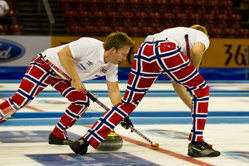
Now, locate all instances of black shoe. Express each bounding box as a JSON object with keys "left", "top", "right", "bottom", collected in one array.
[
  {"left": 69, "top": 138, "right": 89, "bottom": 155},
  {"left": 188, "top": 141, "right": 220, "bottom": 157},
  {"left": 48, "top": 133, "right": 75, "bottom": 145}
]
